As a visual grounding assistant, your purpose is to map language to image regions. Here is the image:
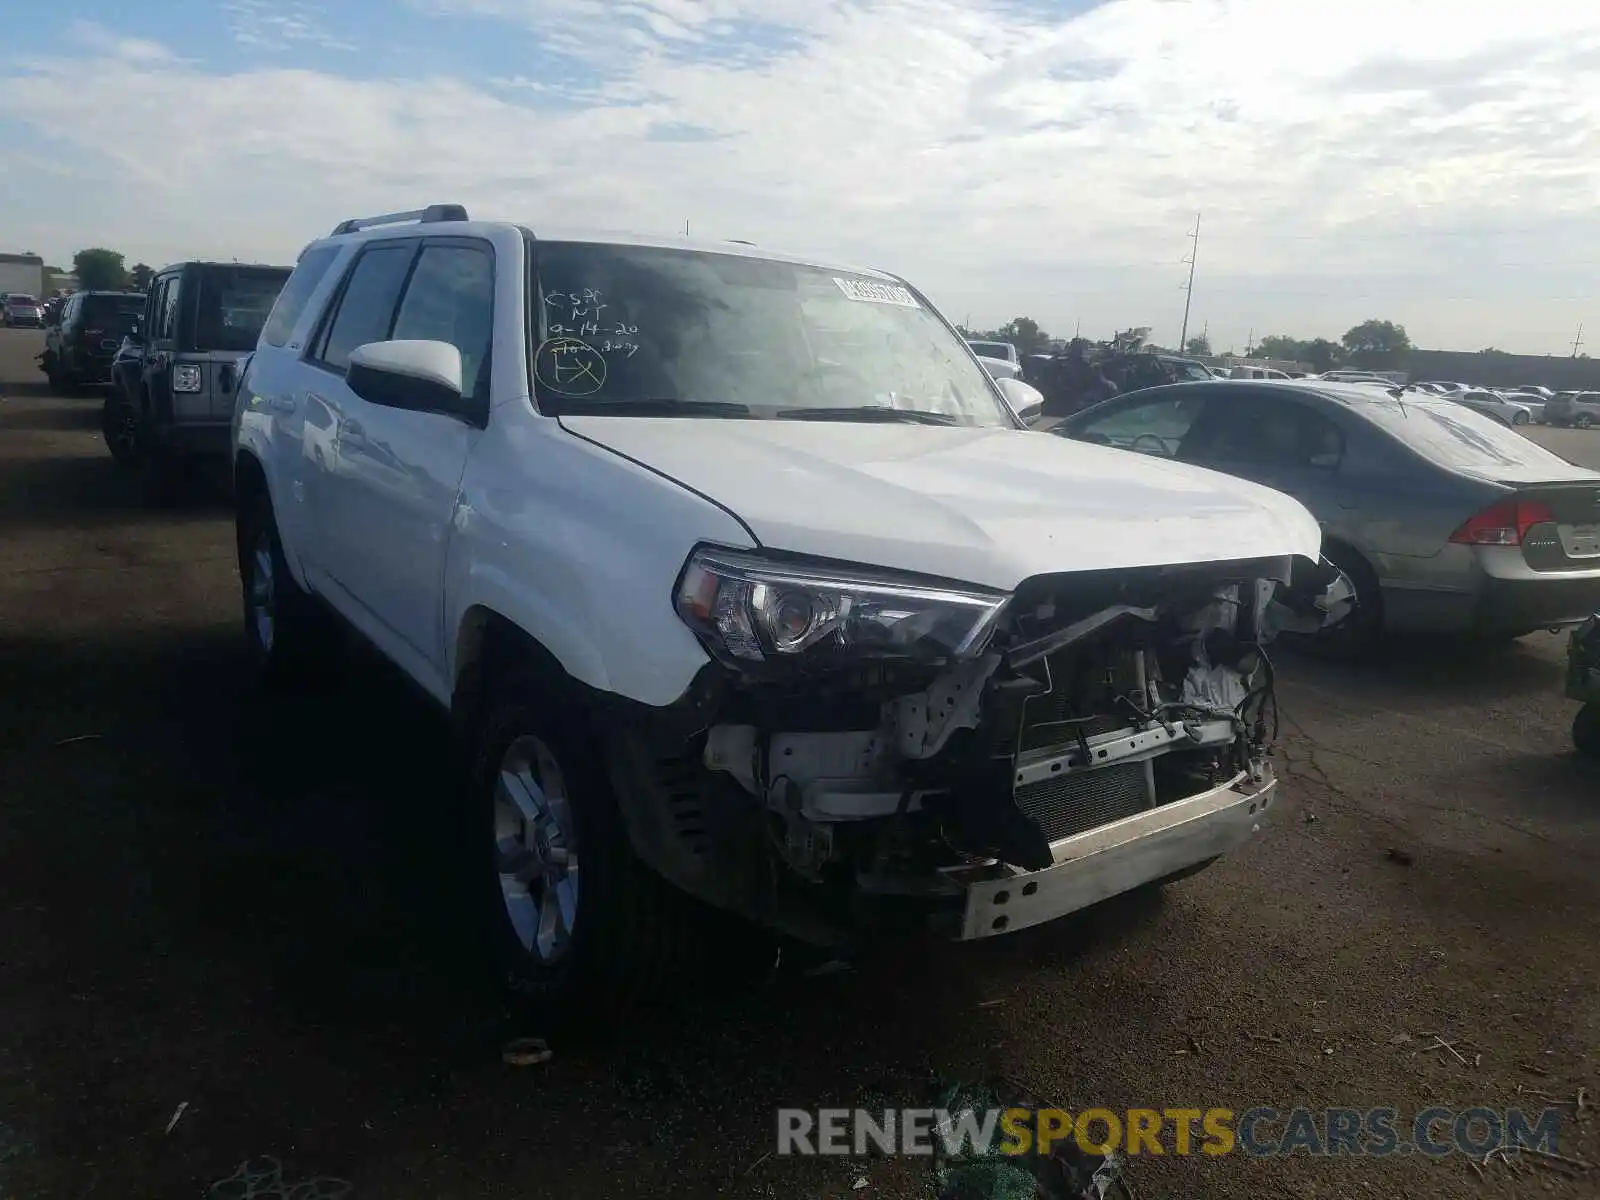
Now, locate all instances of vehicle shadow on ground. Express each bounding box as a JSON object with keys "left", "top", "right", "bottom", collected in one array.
[
  {"left": 1276, "top": 632, "right": 1563, "bottom": 703},
  {"left": 0, "top": 455, "right": 230, "bottom": 525},
  {"left": 2, "top": 622, "right": 1164, "bottom": 1195},
  {"left": 0, "top": 401, "right": 104, "bottom": 432}
]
